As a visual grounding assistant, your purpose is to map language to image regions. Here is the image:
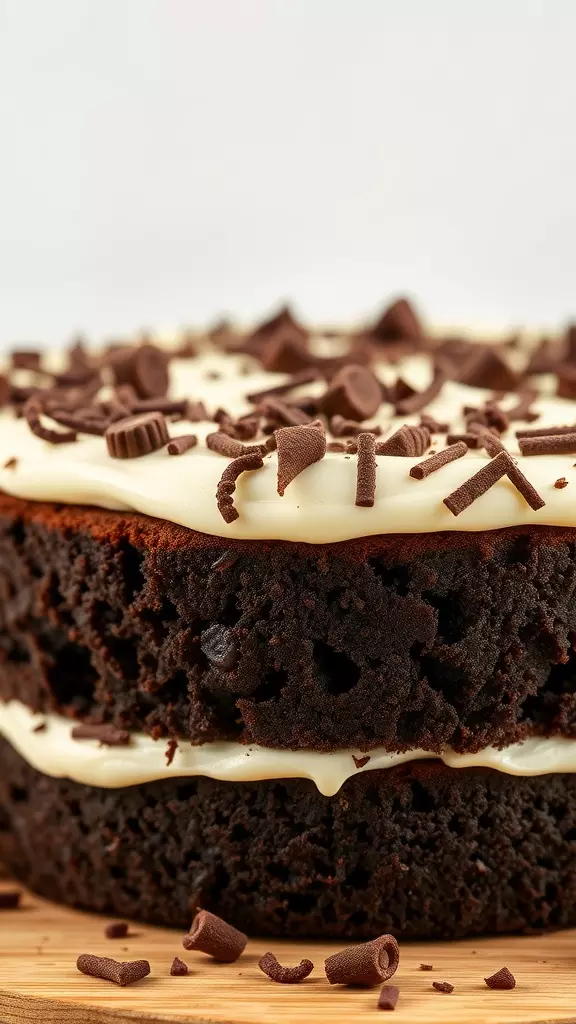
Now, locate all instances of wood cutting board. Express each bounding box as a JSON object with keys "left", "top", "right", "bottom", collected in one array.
[{"left": 1, "top": 882, "right": 576, "bottom": 1024}]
